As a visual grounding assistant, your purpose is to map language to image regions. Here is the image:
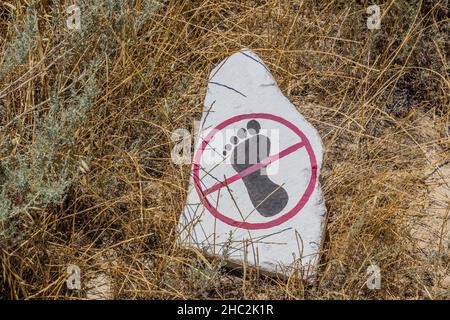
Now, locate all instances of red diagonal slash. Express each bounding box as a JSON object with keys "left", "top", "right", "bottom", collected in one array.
[{"left": 203, "top": 141, "right": 306, "bottom": 196}]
